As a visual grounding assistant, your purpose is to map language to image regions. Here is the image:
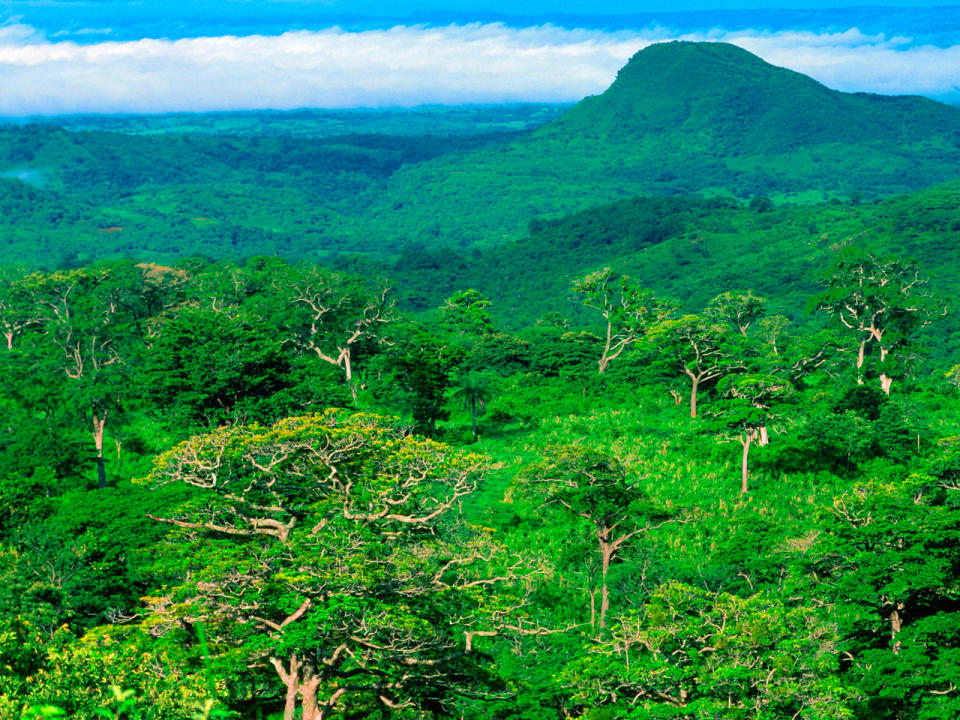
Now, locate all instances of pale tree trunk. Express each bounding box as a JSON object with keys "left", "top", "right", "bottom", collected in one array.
[
  {"left": 598, "top": 540, "right": 613, "bottom": 630},
  {"left": 598, "top": 354, "right": 610, "bottom": 375},
  {"left": 274, "top": 654, "right": 300, "bottom": 720},
  {"left": 92, "top": 409, "right": 108, "bottom": 490},
  {"left": 598, "top": 322, "right": 613, "bottom": 374},
  {"left": 758, "top": 425, "right": 769, "bottom": 447},
  {"left": 740, "top": 428, "right": 757, "bottom": 495},
  {"left": 314, "top": 346, "right": 359, "bottom": 405},
  {"left": 272, "top": 654, "right": 328, "bottom": 720},
  {"left": 342, "top": 348, "right": 352, "bottom": 384},
  {"left": 879, "top": 345, "right": 893, "bottom": 395},
  {"left": 688, "top": 373, "right": 699, "bottom": 419},
  {"left": 890, "top": 602, "right": 904, "bottom": 655},
  {"left": 301, "top": 674, "right": 322, "bottom": 720},
  {"left": 343, "top": 350, "right": 361, "bottom": 406},
  {"left": 856, "top": 340, "right": 866, "bottom": 385}
]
